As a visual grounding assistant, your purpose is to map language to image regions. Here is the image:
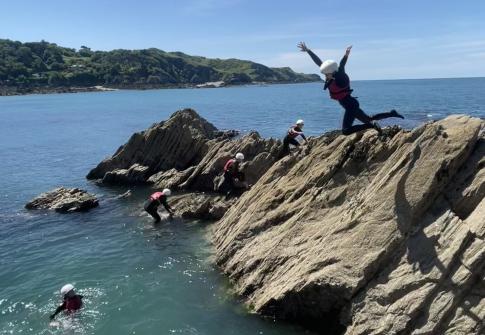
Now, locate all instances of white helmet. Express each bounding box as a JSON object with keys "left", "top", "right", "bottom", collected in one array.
[
  {"left": 320, "top": 60, "right": 338, "bottom": 74},
  {"left": 162, "top": 188, "right": 171, "bottom": 196},
  {"left": 296, "top": 119, "right": 304, "bottom": 126},
  {"left": 235, "top": 152, "right": 244, "bottom": 161},
  {"left": 60, "top": 284, "right": 74, "bottom": 295}
]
